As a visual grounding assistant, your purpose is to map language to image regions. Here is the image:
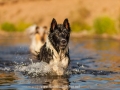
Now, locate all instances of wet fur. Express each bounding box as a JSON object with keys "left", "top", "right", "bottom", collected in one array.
[{"left": 37, "top": 18, "right": 71, "bottom": 75}]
